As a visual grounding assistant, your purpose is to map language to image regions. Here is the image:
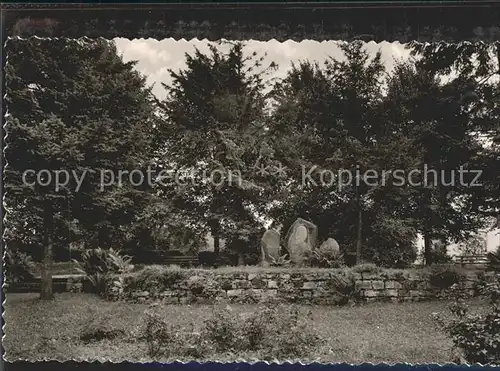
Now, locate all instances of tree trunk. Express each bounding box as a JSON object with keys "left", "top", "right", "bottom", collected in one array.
[
  {"left": 355, "top": 186, "right": 362, "bottom": 265},
  {"left": 237, "top": 251, "right": 245, "bottom": 266},
  {"left": 40, "top": 199, "right": 53, "bottom": 300},
  {"left": 213, "top": 233, "right": 220, "bottom": 256},
  {"left": 210, "top": 217, "right": 220, "bottom": 257},
  {"left": 423, "top": 231, "right": 433, "bottom": 266}
]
